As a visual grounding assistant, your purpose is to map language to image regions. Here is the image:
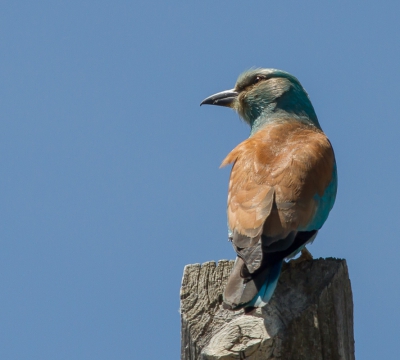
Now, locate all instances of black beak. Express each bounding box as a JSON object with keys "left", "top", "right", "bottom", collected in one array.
[{"left": 200, "top": 89, "right": 238, "bottom": 107}]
